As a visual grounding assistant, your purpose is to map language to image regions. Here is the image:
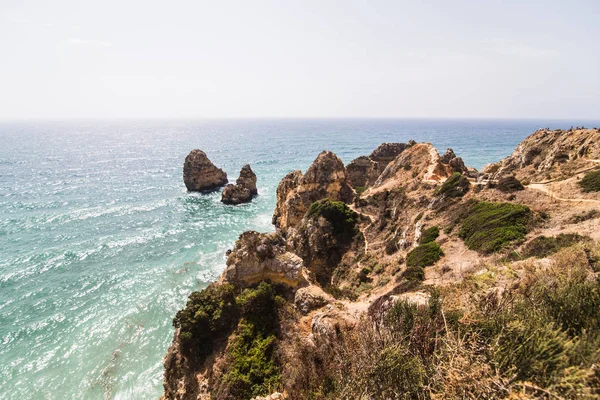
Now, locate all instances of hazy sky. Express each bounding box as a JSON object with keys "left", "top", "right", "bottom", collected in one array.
[{"left": 1, "top": 0, "right": 598, "bottom": 119}]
